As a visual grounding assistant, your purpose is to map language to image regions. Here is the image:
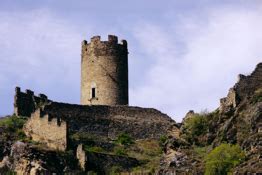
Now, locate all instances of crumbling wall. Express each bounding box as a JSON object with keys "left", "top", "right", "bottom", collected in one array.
[
  {"left": 41, "top": 102, "right": 177, "bottom": 140},
  {"left": 14, "top": 87, "right": 51, "bottom": 117},
  {"left": 219, "top": 63, "right": 262, "bottom": 113},
  {"left": 23, "top": 109, "right": 67, "bottom": 151},
  {"left": 219, "top": 88, "right": 238, "bottom": 113},
  {"left": 76, "top": 144, "right": 139, "bottom": 172}
]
